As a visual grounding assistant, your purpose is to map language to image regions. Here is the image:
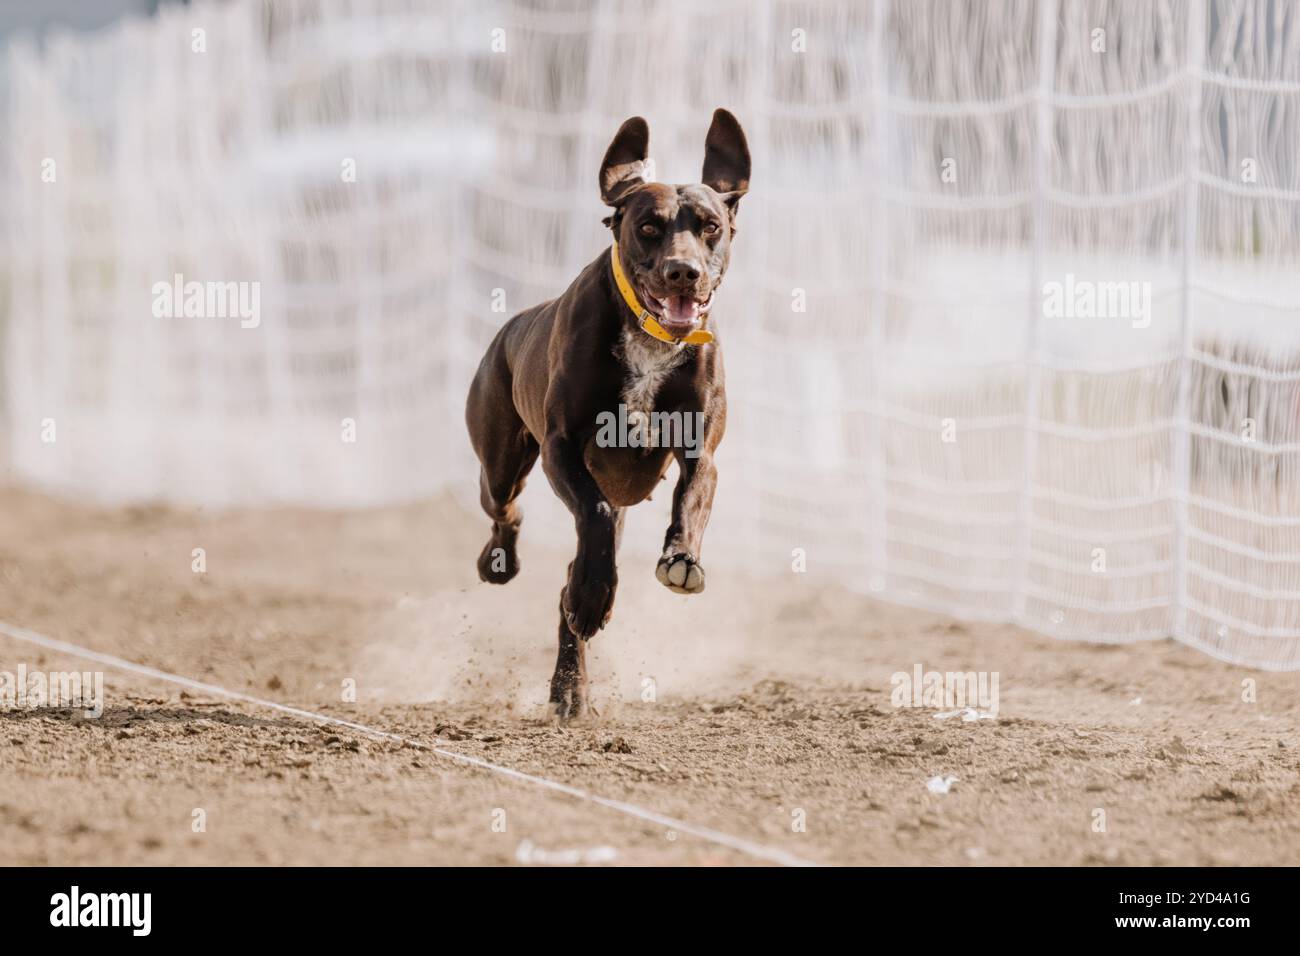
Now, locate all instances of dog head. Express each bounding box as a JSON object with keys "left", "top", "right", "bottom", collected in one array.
[{"left": 600, "top": 109, "right": 750, "bottom": 340}]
